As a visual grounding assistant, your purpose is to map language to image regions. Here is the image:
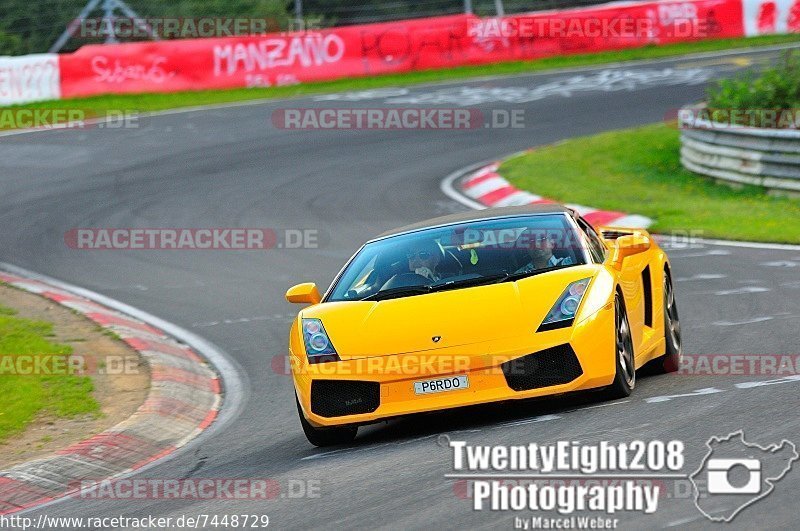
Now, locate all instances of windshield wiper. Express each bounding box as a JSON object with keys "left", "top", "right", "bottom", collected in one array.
[
  {"left": 428, "top": 273, "right": 510, "bottom": 292},
  {"left": 500, "top": 264, "right": 575, "bottom": 282},
  {"left": 361, "top": 285, "right": 432, "bottom": 301},
  {"left": 361, "top": 273, "right": 511, "bottom": 301},
  {"left": 361, "top": 267, "right": 571, "bottom": 301}
]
